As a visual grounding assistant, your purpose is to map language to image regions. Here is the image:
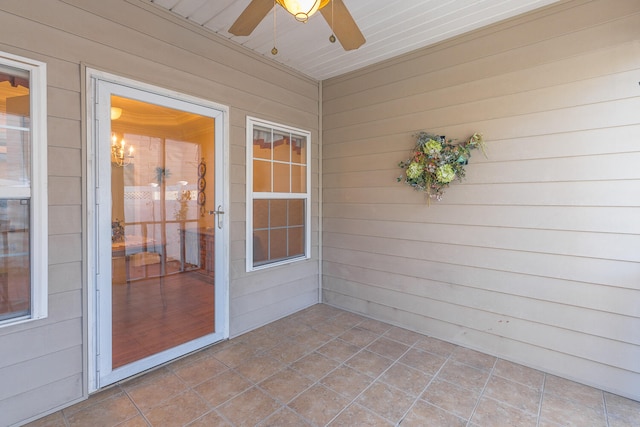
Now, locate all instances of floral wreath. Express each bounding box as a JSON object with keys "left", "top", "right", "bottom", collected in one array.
[{"left": 398, "top": 131, "right": 486, "bottom": 201}]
